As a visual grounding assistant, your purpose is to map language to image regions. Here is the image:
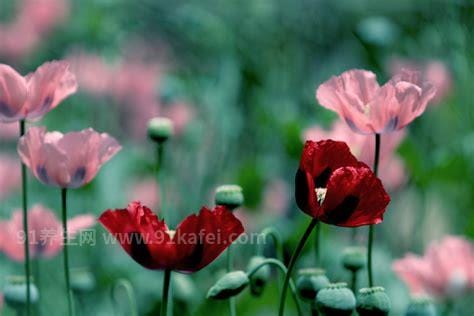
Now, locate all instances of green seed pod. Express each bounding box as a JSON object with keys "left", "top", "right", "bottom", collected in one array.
[
  {"left": 4, "top": 276, "right": 39, "bottom": 310},
  {"left": 316, "top": 283, "right": 355, "bottom": 316},
  {"left": 246, "top": 256, "right": 271, "bottom": 297},
  {"left": 147, "top": 117, "right": 174, "bottom": 143},
  {"left": 70, "top": 268, "right": 96, "bottom": 294},
  {"left": 405, "top": 296, "right": 437, "bottom": 316},
  {"left": 296, "top": 268, "right": 330, "bottom": 302},
  {"left": 214, "top": 185, "right": 244, "bottom": 210},
  {"left": 207, "top": 271, "right": 249, "bottom": 300},
  {"left": 342, "top": 247, "right": 366, "bottom": 272},
  {"left": 356, "top": 287, "right": 391, "bottom": 316}
]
